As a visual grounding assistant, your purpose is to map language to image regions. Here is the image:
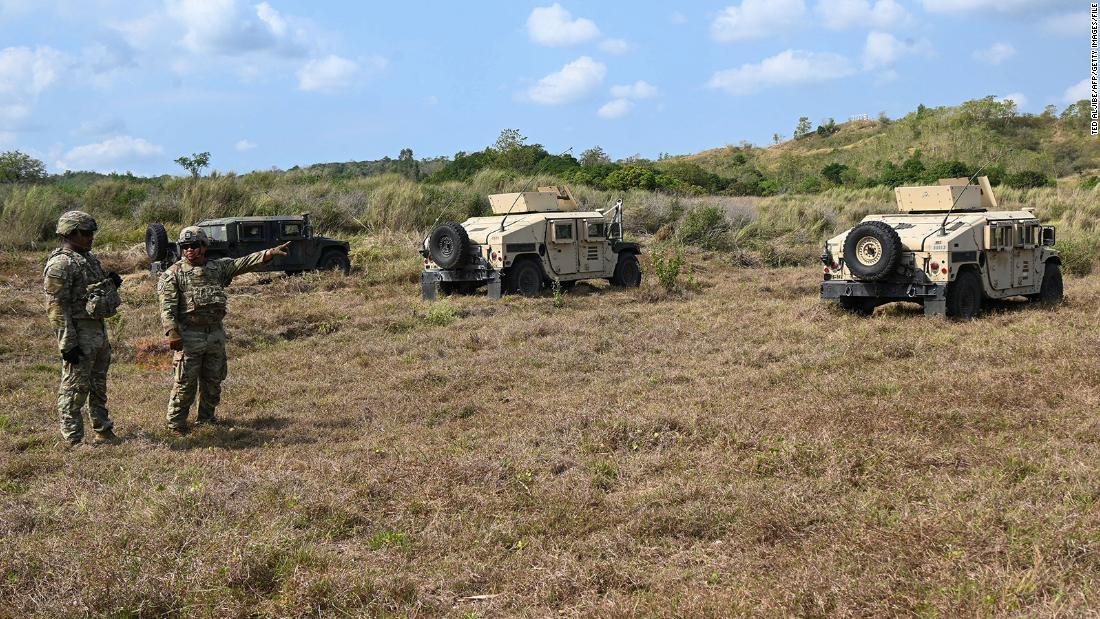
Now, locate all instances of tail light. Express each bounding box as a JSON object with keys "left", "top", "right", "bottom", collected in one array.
[
  {"left": 941, "top": 267, "right": 948, "bottom": 274},
  {"left": 930, "top": 261, "right": 939, "bottom": 272}
]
